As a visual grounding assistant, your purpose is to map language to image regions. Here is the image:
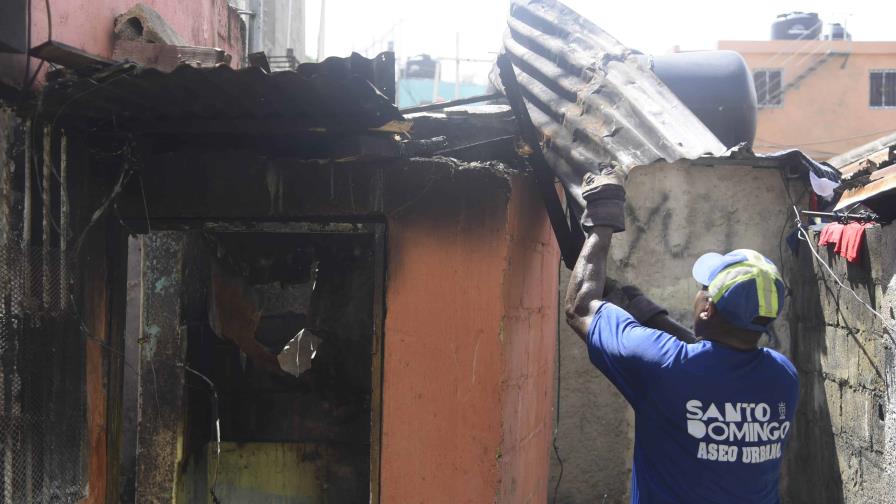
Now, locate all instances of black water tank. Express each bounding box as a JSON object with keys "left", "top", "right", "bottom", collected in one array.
[
  {"left": 642, "top": 50, "right": 757, "bottom": 149},
  {"left": 405, "top": 54, "right": 437, "bottom": 79},
  {"left": 823, "top": 23, "right": 851, "bottom": 41},
  {"left": 772, "top": 12, "right": 821, "bottom": 40}
]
